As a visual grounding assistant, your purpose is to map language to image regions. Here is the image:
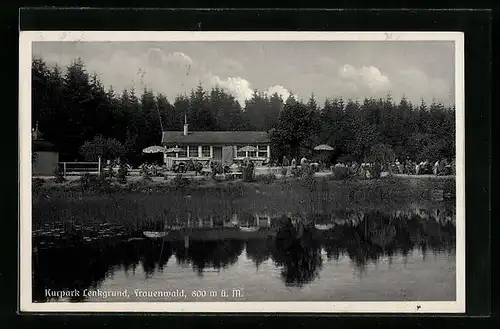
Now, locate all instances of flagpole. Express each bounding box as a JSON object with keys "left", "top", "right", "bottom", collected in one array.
[{"left": 155, "top": 97, "right": 164, "bottom": 132}]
